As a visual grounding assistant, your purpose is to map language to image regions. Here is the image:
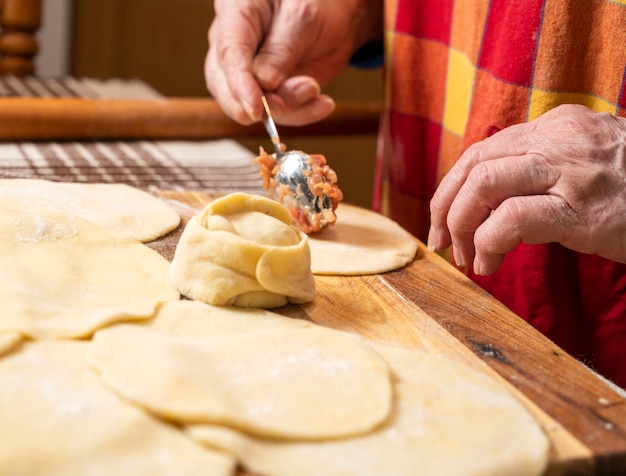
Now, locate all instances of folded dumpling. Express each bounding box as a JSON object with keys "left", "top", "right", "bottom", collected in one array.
[{"left": 170, "top": 193, "right": 315, "bottom": 308}]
